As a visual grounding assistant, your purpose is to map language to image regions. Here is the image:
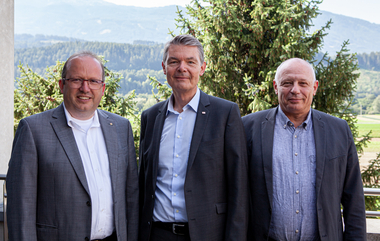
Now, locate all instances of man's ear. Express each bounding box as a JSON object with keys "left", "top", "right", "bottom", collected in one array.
[
  {"left": 59, "top": 79, "right": 64, "bottom": 94},
  {"left": 162, "top": 62, "right": 167, "bottom": 75},
  {"left": 200, "top": 61, "right": 206, "bottom": 76},
  {"left": 313, "top": 80, "right": 319, "bottom": 95},
  {"left": 273, "top": 80, "right": 278, "bottom": 95}
]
